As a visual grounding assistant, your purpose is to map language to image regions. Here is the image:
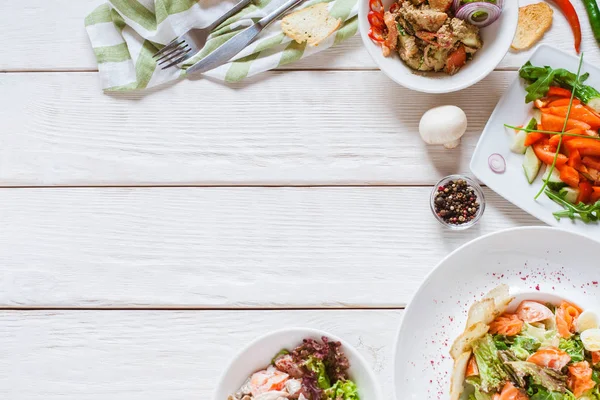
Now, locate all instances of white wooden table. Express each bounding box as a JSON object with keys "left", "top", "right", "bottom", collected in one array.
[{"left": 1, "top": 1, "right": 598, "bottom": 399}]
